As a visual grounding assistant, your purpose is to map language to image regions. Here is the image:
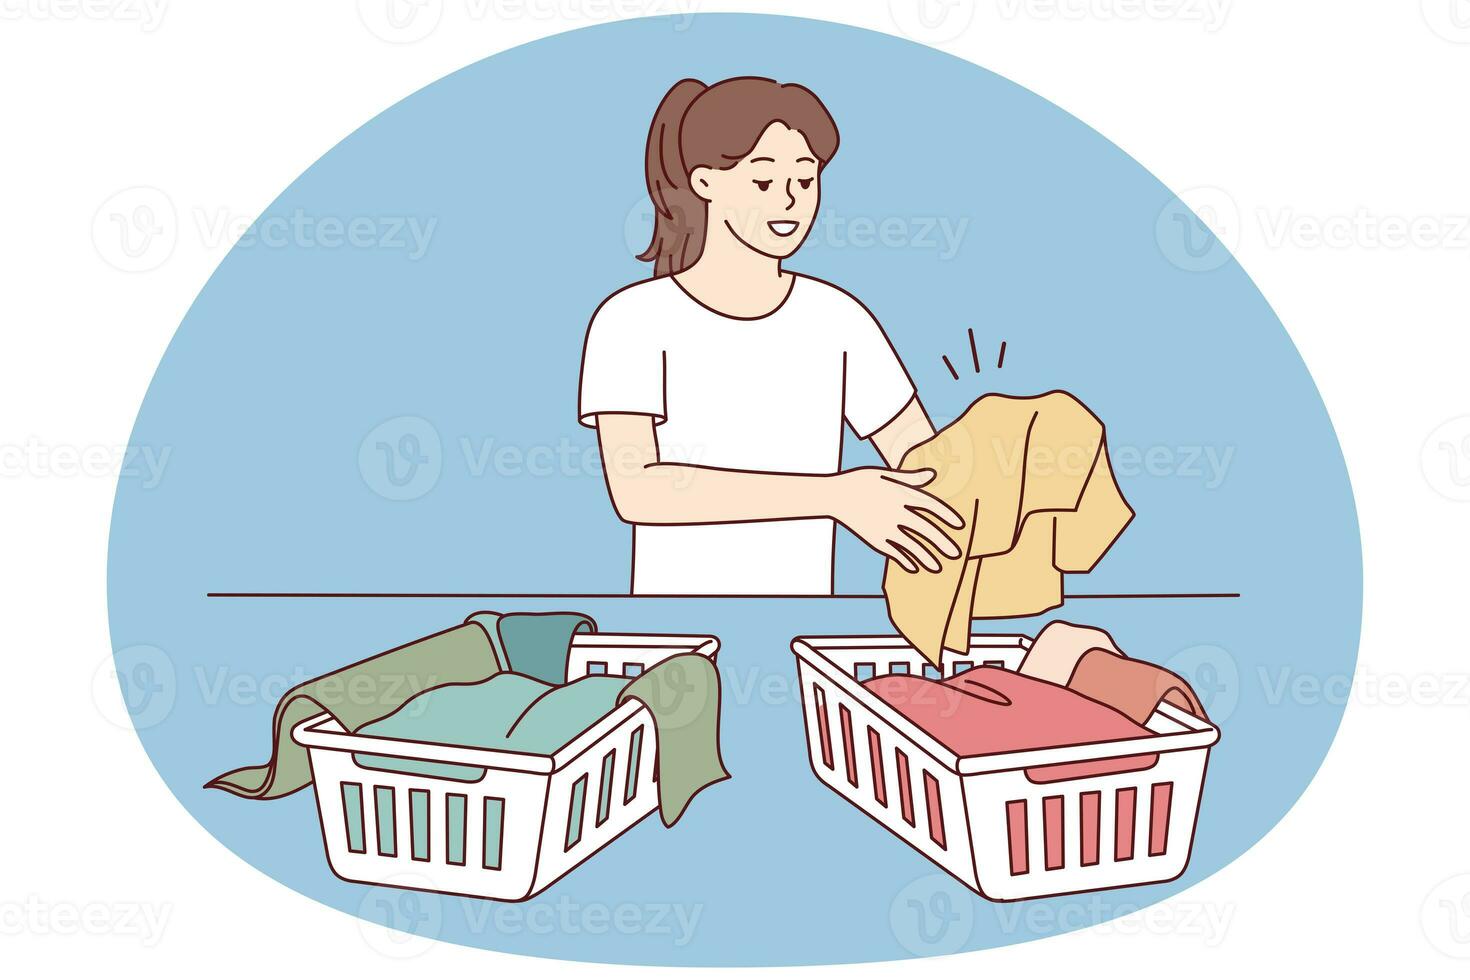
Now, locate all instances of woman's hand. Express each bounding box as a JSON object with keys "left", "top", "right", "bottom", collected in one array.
[{"left": 831, "top": 467, "right": 966, "bottom": 573}]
